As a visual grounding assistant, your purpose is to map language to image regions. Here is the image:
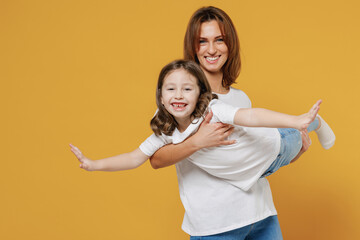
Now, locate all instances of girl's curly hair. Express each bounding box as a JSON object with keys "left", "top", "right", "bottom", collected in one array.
[{"left": 150, "top": 60, "right": 217, "bottom": 136}]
